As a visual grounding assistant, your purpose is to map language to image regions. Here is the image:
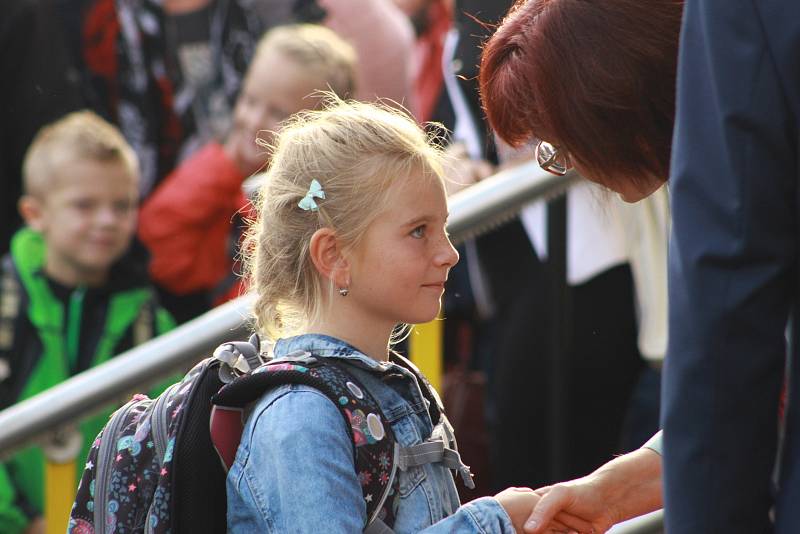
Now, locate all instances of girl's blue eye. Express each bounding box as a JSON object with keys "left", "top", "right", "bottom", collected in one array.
[{"left": 411, "top": 225, "right": 425, "bottom": 238}]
